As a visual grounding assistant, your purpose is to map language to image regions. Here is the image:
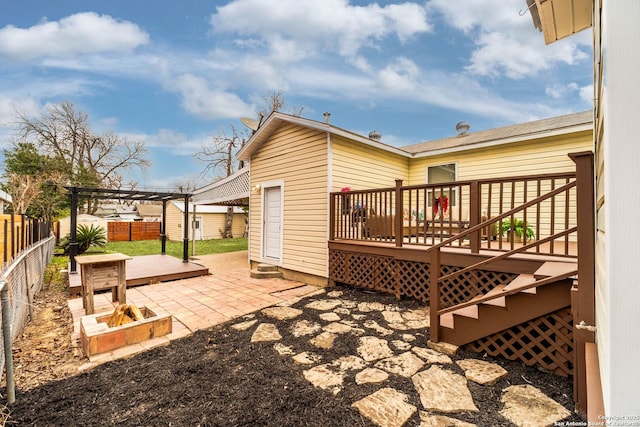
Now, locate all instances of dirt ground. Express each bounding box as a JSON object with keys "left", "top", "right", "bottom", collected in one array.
[{"left": 0, "top": 281, "right": 588, "bottom": 427}]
